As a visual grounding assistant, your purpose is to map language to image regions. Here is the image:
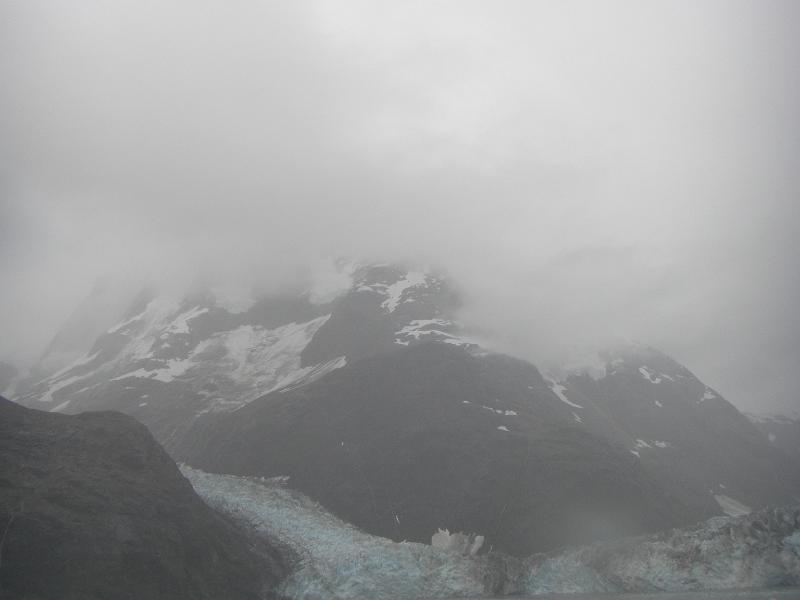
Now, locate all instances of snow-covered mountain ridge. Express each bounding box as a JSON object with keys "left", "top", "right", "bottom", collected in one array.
[{"left": 13, "top": 264, "right": 471, "bottom": 439}]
